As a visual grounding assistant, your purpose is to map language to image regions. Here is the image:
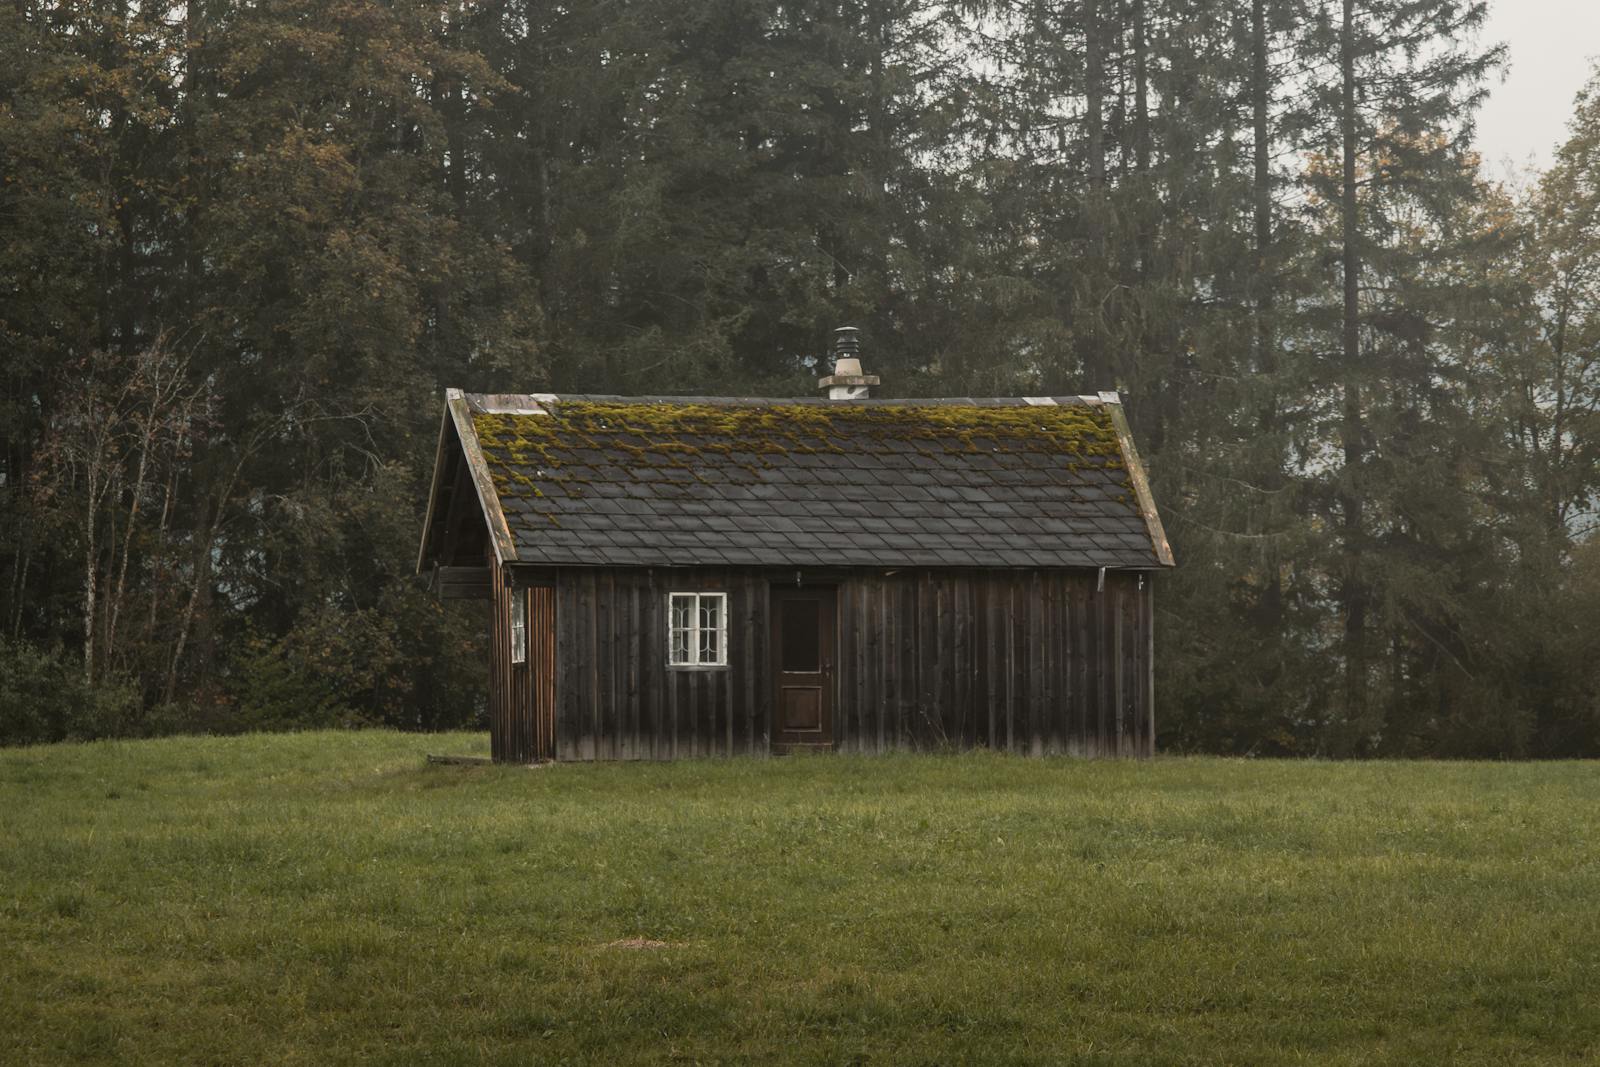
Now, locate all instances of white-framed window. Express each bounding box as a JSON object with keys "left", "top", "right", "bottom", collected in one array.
[
  {"left": 669, "top": 592, "right": 728, "bottom": 667},
  {"left": 510, "top": 591, "right": 527, "bottom": 665}
]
